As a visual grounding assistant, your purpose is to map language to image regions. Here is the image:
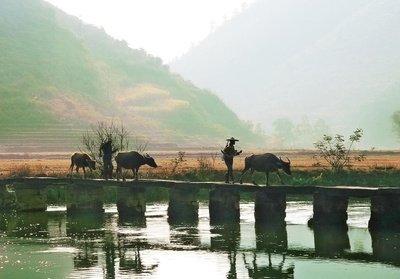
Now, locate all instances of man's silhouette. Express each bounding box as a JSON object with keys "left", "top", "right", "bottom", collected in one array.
[
  {"left": 99, "top": 139, "right": 118, "bottom": 179},
  {"left": 221, "top": 137, "right": 242, "bottom": 183}
]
